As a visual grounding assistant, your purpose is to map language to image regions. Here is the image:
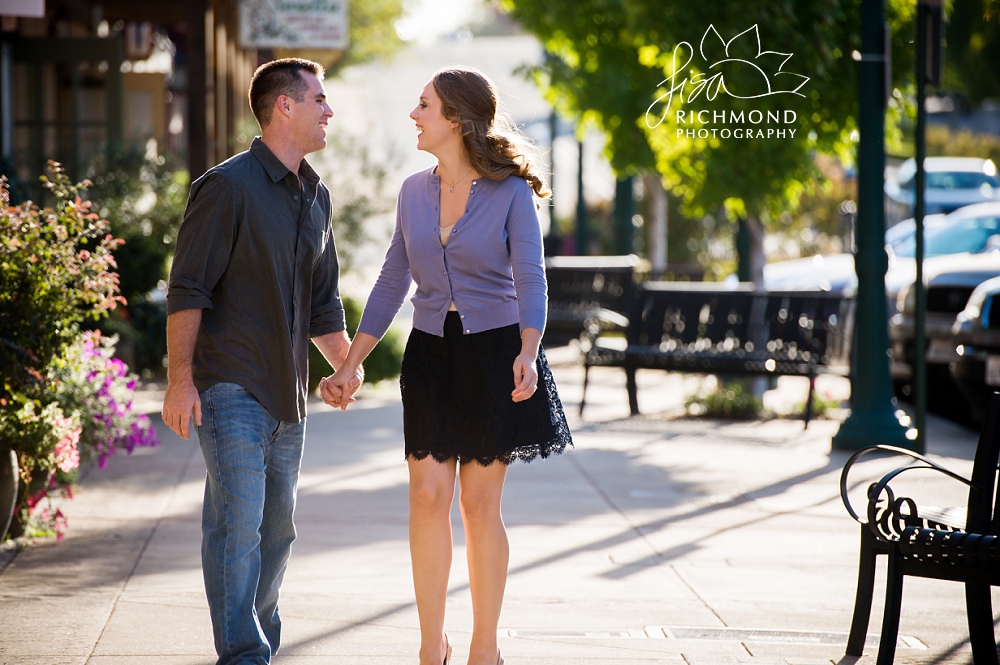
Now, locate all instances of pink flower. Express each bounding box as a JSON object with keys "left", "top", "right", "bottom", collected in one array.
[{"left": 53, "top": 418, "right": 81, "bottom": 473}]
